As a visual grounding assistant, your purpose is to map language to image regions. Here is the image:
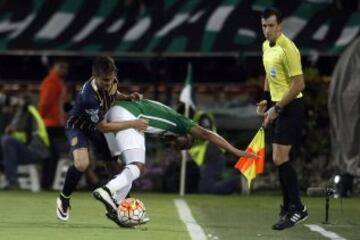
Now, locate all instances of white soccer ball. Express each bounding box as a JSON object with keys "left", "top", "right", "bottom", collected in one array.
[{"left": 117, "top": 198, "right": 146, "bottom": 226}]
